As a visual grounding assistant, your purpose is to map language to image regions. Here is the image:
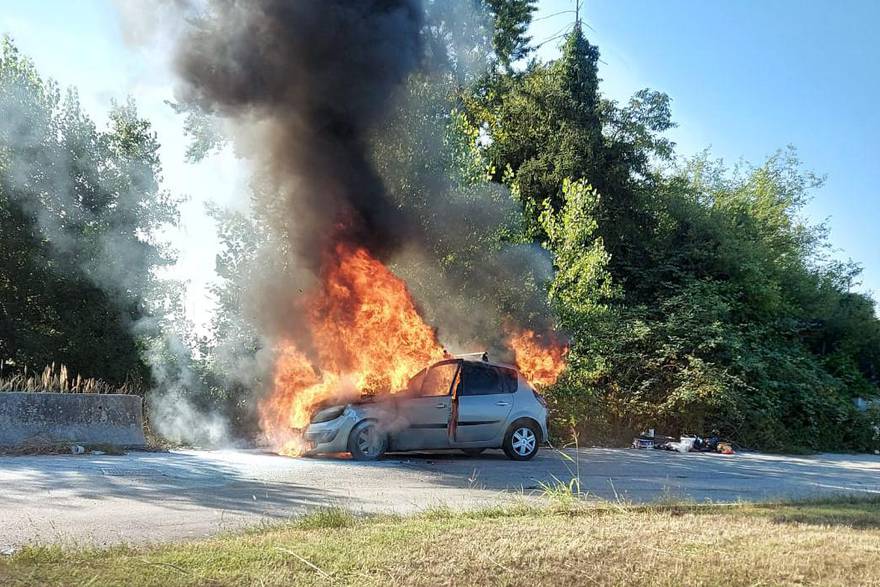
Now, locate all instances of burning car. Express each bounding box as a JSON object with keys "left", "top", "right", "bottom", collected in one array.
[{"left": 303, "top": 354, "right": 548, "bottom": 461}]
